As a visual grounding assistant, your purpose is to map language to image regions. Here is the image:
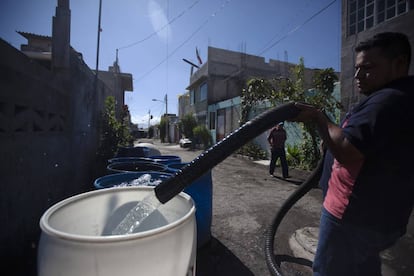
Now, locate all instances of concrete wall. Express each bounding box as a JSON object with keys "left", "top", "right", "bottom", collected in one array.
[
  {"left": 0, "top": 38, "right": 114, "bottom": 275},
  {"left": 206, "top": 46, "right": 295, "bottom": 103}
]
